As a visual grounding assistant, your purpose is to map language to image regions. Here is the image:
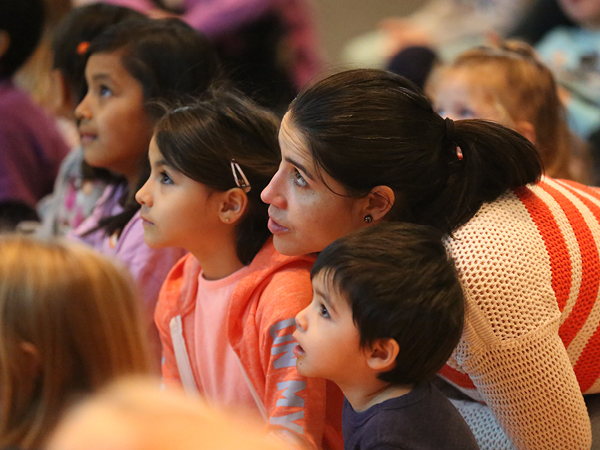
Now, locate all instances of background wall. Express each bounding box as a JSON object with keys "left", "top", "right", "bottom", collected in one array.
[{"left": 311, "top": 0, "right": 422, "bottom": 63}]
